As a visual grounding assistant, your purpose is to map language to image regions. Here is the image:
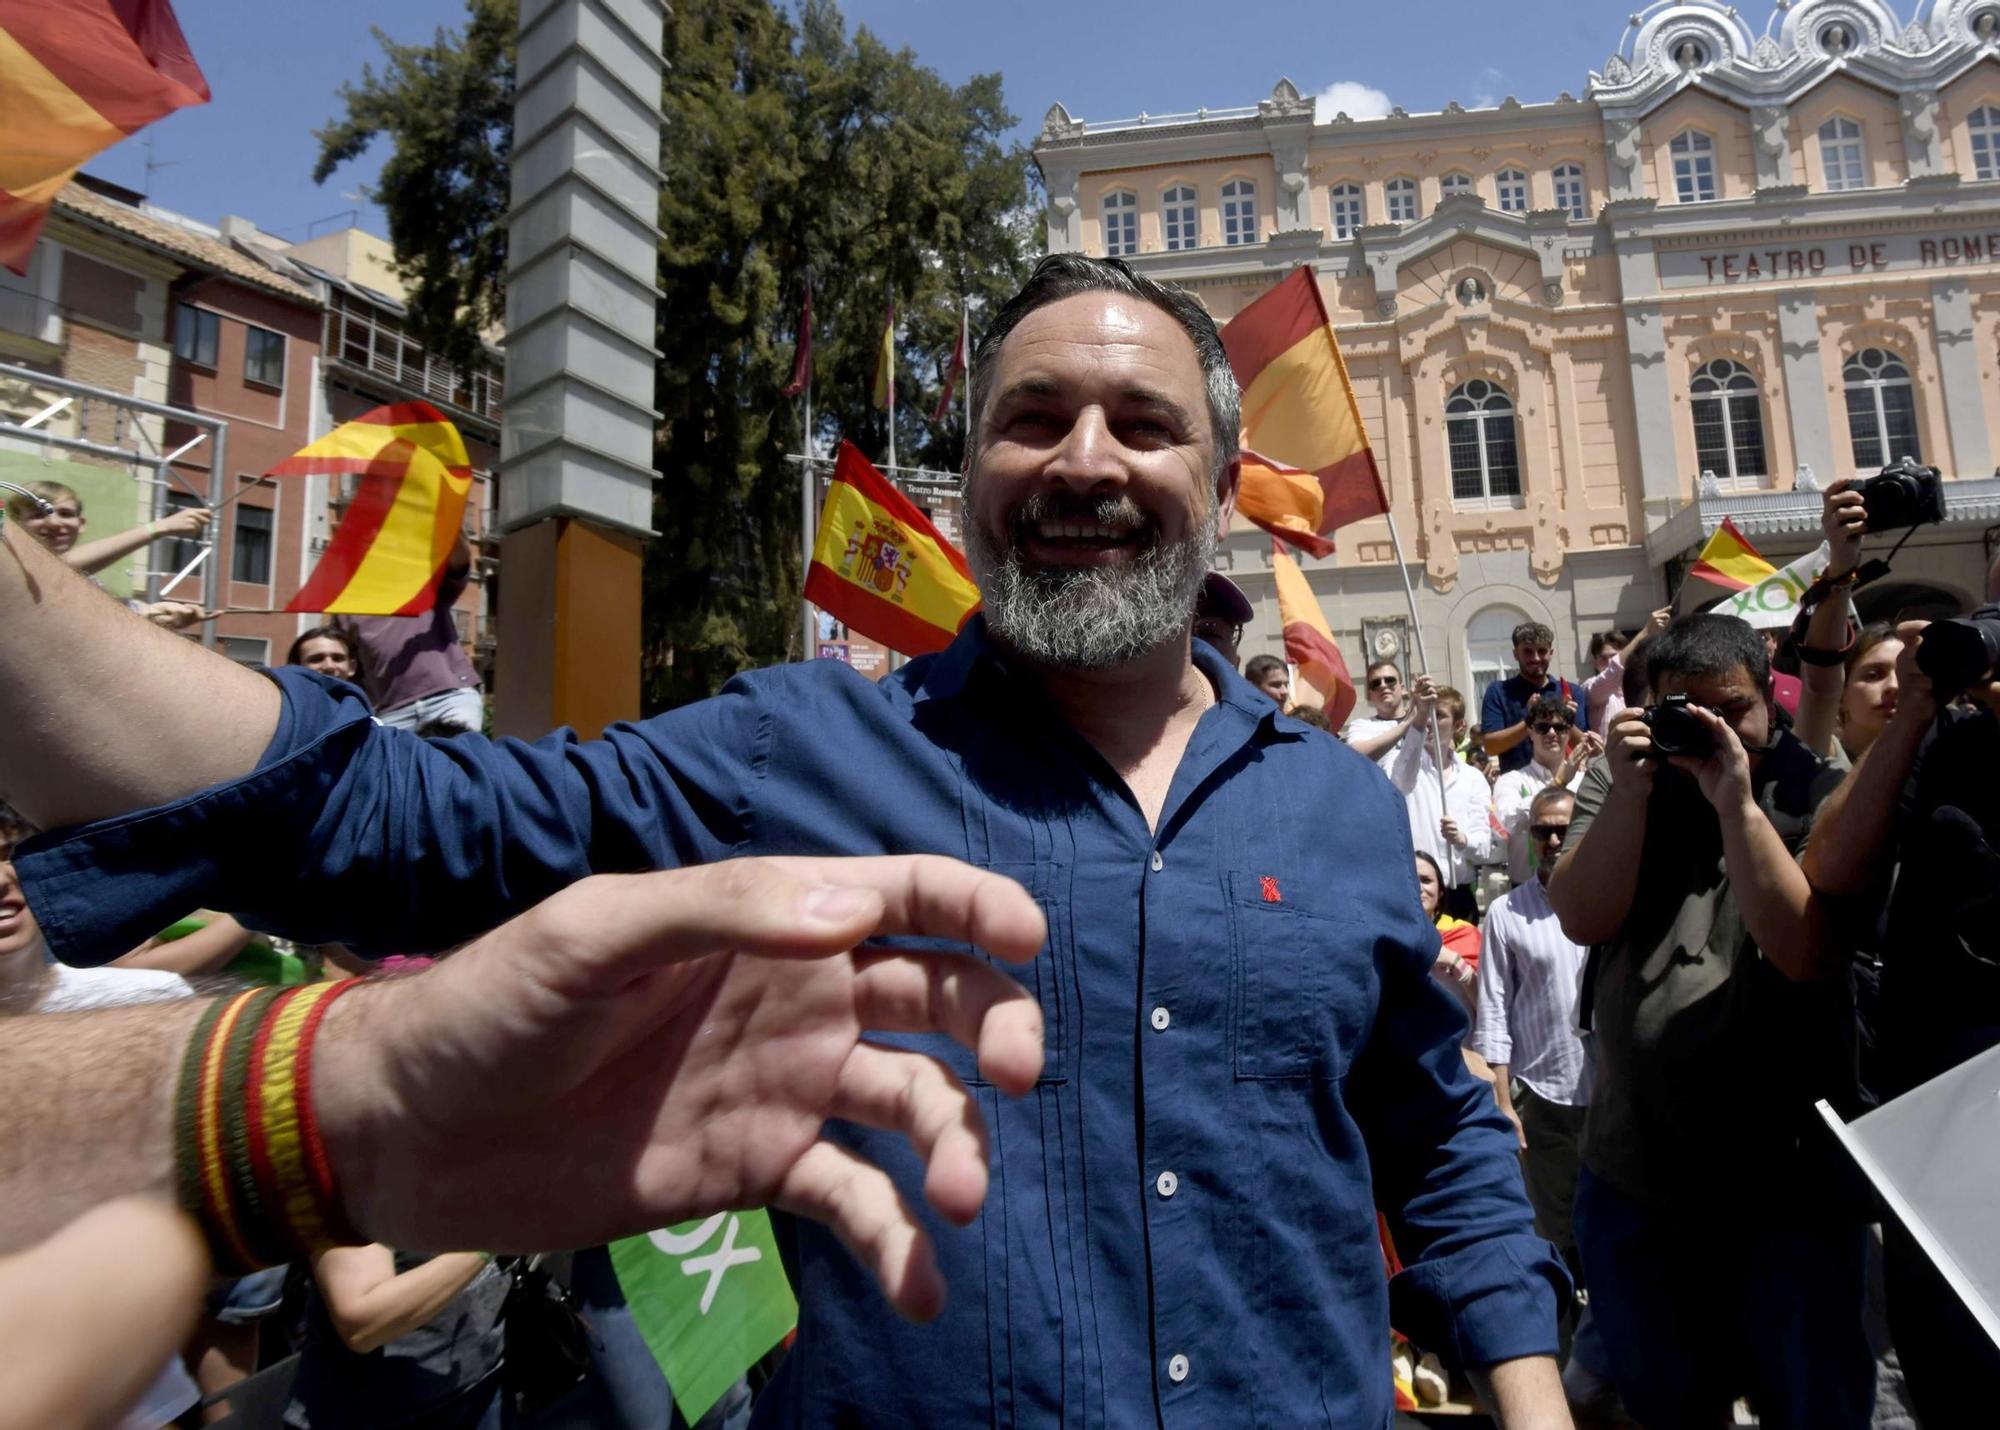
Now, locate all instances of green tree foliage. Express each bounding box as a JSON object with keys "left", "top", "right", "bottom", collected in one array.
[{"left": 315, "top": 0, "right": 1036, "bottom": 710}]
